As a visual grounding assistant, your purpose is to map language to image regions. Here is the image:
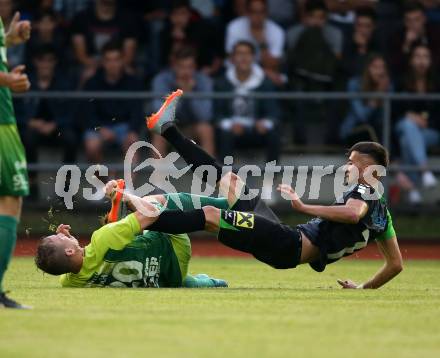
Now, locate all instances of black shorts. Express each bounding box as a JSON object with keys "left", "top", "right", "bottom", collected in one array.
[
  {"left": 217, "top": 210, "right": 302, "bottom": 269},
  {"left": 231, "top": 194, "right": 281, "bottom": 223}
]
